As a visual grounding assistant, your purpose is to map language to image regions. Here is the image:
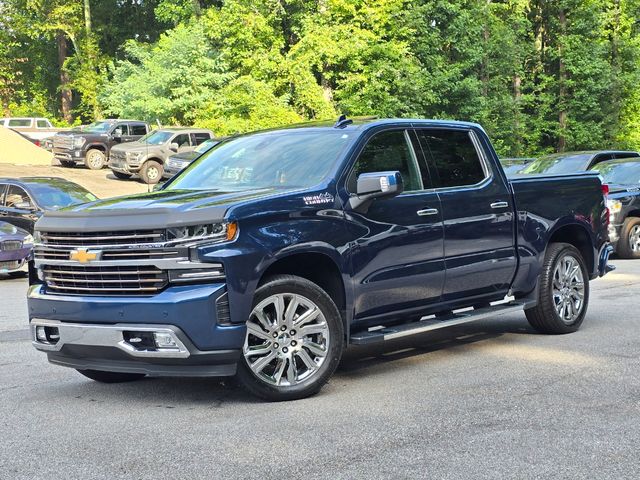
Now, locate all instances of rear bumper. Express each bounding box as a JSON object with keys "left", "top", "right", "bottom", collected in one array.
[
  {"left": 598, "top": 243, "right": 615, "bottom": 277},
  {"left": 31, "top": 319, "right": 239, "bottom": 376}
]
